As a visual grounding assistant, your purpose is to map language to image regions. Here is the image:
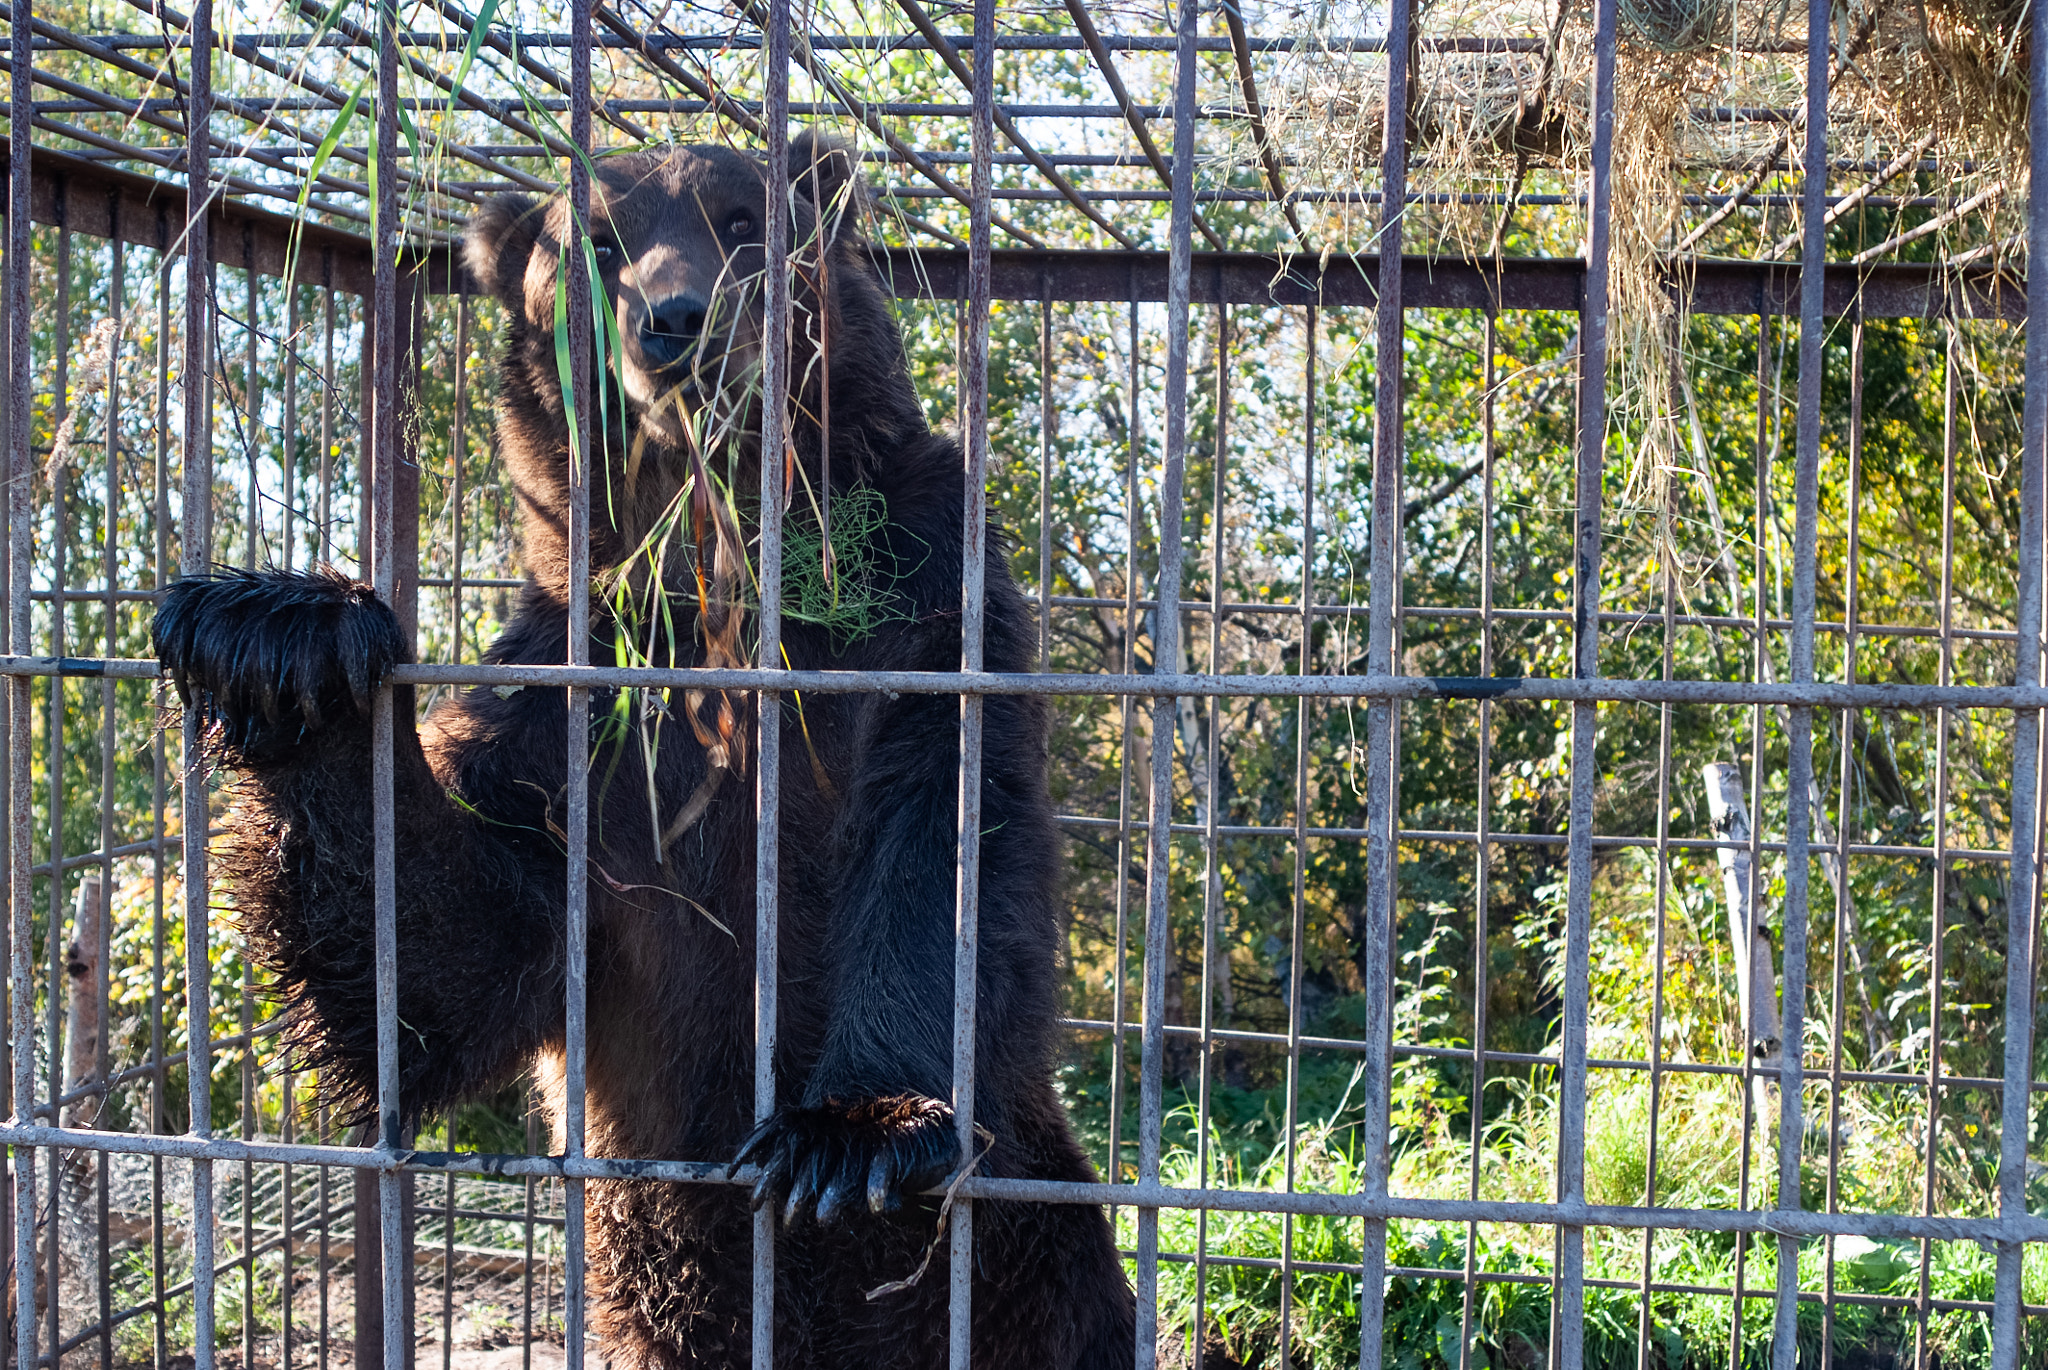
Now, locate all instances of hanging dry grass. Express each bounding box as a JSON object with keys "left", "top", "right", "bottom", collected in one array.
[{"left": 1229, "top": 0, "right": 2025, "bottom": 538}]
